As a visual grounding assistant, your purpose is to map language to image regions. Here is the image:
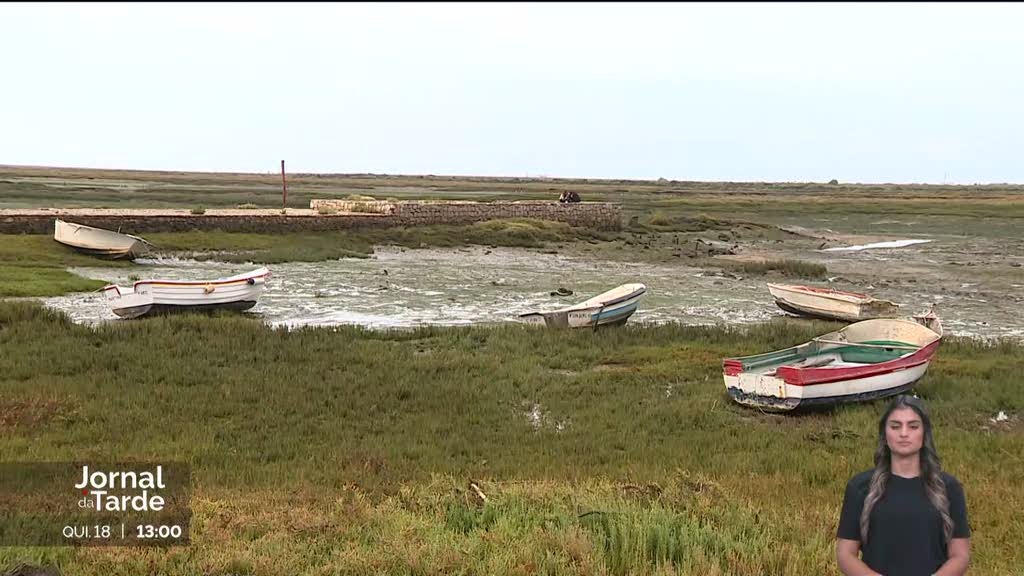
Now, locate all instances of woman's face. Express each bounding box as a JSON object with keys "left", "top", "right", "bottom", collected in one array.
[{"left": 885, "top": 406, "right": 925, "bottom": 457}]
